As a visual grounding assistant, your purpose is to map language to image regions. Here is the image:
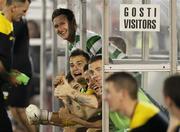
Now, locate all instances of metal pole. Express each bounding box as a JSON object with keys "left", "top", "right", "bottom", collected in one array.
[
  {"left": 80, "top": 0, "right": 87, "bottom": 50},
  {"left": 52, "top": 0, "right": 58, "bottom": 112},
  {"left": 102, "top": 0, "right": 109, "bottom": 132},
  {"left": 52, "top": 0, "right": 61, "bottom": 132},
  {"left": 170, "top": 0, "right": 177, "bottom": 74},
  {"left": 40, "top": 0, "right": 46, "bottom": 131},
  {"left": 141, "top": 0, "right": 150, "bottom": 90}
]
